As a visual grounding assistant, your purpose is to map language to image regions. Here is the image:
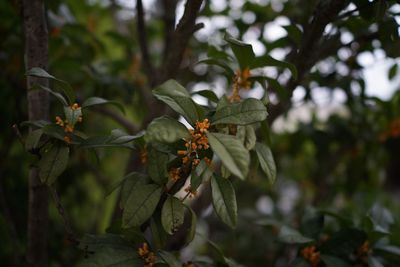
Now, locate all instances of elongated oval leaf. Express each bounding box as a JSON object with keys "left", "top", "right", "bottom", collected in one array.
[
  {"left": 251, "top": 55, "right": 298, "bottom": 80},
  {"left": 320, "top": 255, "right": 352, "bottom": 267},
  {"left": 224, "top": 33, "right": 255, "bottom": 69},
  {"left": 211, "top": 98, "right": 268, "bottom": 125},
  {"left": 38, "top": 144, "right": 69, "bottom": 185},
  {"left": 207, "top": 132, "right": 249, "bottom": 180},
  {"left": 185, "top": 205, "right": 197, "bottom": 244},
  {"left": 152, "top": 80, "right": 205, "bottom": 125},
  {"left": 147, "top": 148, "right": 169, "bottom": 185},
  {"left": 161, "top": 196, "right": 185, "bottom": 235},
  {"left": 191, "top": 89, "right": 219, "bottom": 103},
  {"left": 255, "top": 142, "right": 277, "bottom": 184},
  {"left": 237, "top": 125, "right": 256, "bottom": 150},
  {"left": 145, "top": 116, "right": 189, "bottom": 144},
  {"left": 158, "top": 251, "right": 181, "bottom": 267},
  {"left": 82, "top": 97, "right": 125, "bottom": 114},
  {"left": 278, "top": 226, "right": 314, "bottom": 244},
  {"left": 33, "top": 84, "right": 68, "bottom": 106},
  {"left": 26, "top": 67, "right": 76, "bottom": 103},
  {"left": 211, "top": 175, "right": 237, "bottom": 228},
  {"left": 25, "top": 129, "right": 43, "bottom": 152},
  {"left": 119, "top": 172, "right": 147, "bottom": 208},
  {"left": 122, "top": 184, "right": 162, "bottom": 228}
]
